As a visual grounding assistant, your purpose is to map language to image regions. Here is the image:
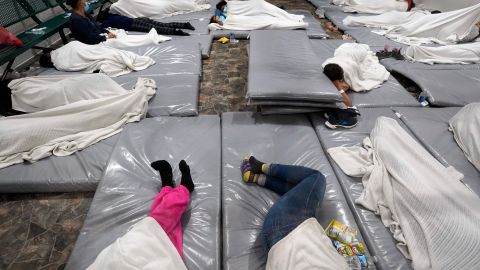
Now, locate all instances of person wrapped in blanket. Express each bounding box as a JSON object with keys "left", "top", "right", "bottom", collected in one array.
[
  {"left": 87, "top": 160, "right": 195, "bottom": 270},
  {"left": 67, "top": 0, "right": 195, "bottom": 45}
]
